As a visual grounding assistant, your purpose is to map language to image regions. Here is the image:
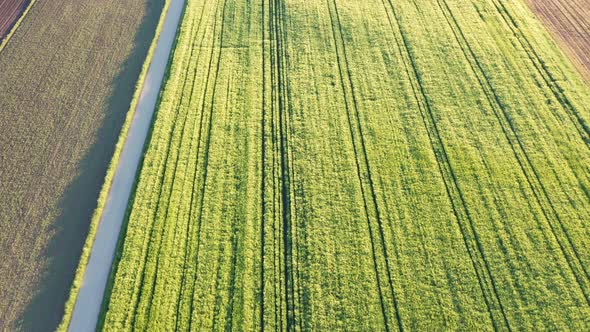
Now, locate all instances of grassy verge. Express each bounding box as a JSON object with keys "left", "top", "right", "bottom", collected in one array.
[
  {"left": 56, "top": 0, "right": 172, "bottom": 330},
  {"left": 0, "top": 0, "right": 38, "bottom": 52},
  {"left": 97, "top": 2, "right": 189, "bottom": 328}
]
